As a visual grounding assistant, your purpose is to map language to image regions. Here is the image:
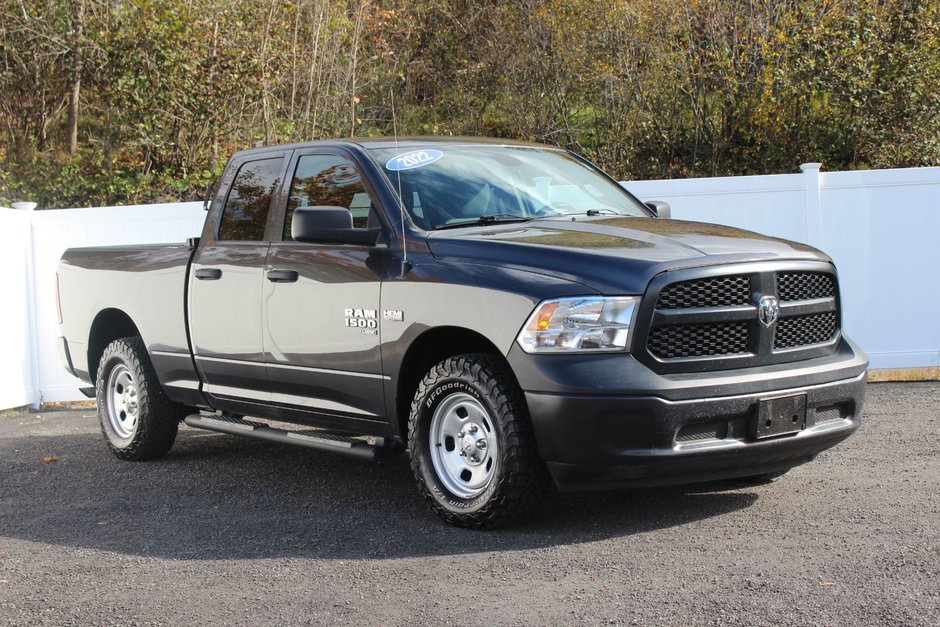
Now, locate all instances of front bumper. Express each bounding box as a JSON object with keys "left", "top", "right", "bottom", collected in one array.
[{"left": 509, "top": 336, "right": 868, "bottom": 491}]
